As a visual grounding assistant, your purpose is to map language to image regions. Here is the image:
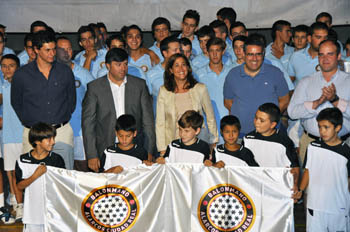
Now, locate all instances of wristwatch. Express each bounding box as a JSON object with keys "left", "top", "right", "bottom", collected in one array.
[{"left": 330, "top": 94, "right": 339, "bottom": 103}]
